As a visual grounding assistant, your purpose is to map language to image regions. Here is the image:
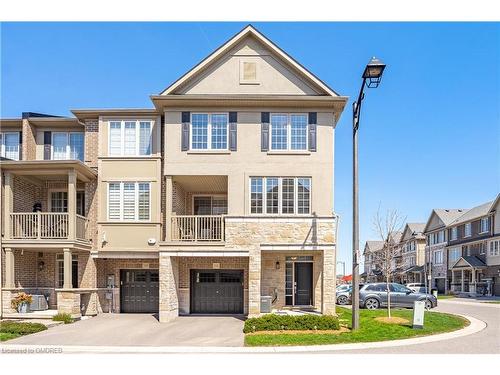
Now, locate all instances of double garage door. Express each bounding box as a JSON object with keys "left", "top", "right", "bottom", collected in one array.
[
  {"left": 120, "top": 269, "right": 244, "bottom": 314},
  {"left": 190, "top": 270, "right": 244, "bottom": 314}
]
